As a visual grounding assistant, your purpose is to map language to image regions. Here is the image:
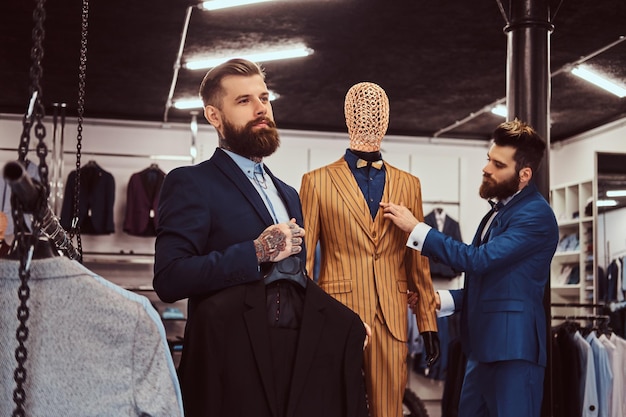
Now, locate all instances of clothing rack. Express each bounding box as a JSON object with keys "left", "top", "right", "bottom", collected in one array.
[
  {"left": 551, "top": 314, "right": 610, "bottom": 322},
  {"left": 63, "top": 150, "right": 191, "bottom": 162},
  {"left": 550, "top": 302, "right": 612, "bottom": 325},
  {"left": 609, "top": 300, "right": 626, "bottom": 312}
]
